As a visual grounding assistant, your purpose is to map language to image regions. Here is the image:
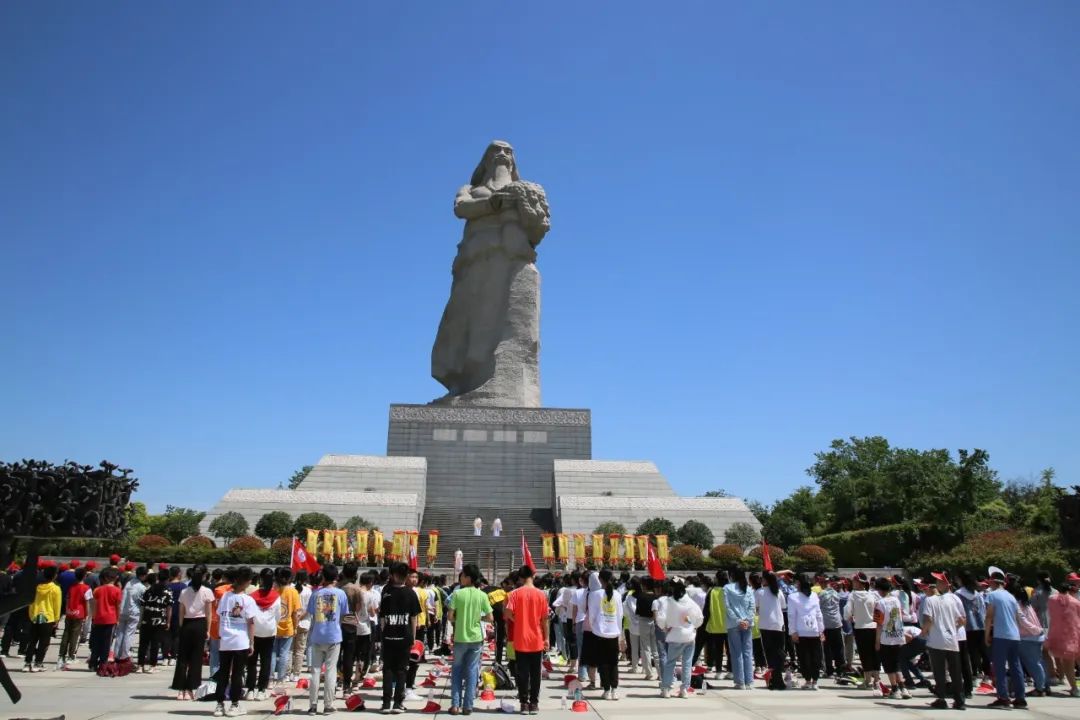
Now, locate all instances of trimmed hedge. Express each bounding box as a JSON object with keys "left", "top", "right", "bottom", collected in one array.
[
  {"left": 908, "top": 530, "right": 1071, "bottom": 580},
  {"left": 669, "top": 544, "right": 713, "bottom": 570},
  {"left": 135, "top": 534, "right": 171, "bottom": 550},
  {"left": 709, "top": 544, "right": 744, "bottom": 566},
  {"left": 791, "top": 544, "right": 834, "bottom": 571},
  {"left": 807, "top": 522, "right": 948, "bottom": 568},
  {"left": 182, "top": 535, "right": 215, "bottom": 549},
  {"left": 229, "top": 536, "right": 266, "bottom": 552},
  {"left": 747, "top": 544, "right": 787, "bottom": 569}
]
